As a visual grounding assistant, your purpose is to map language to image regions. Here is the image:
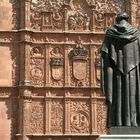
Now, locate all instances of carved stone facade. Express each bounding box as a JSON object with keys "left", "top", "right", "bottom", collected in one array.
[{"left": 0, "top": 0, "right": 138, "bottom": 140}]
